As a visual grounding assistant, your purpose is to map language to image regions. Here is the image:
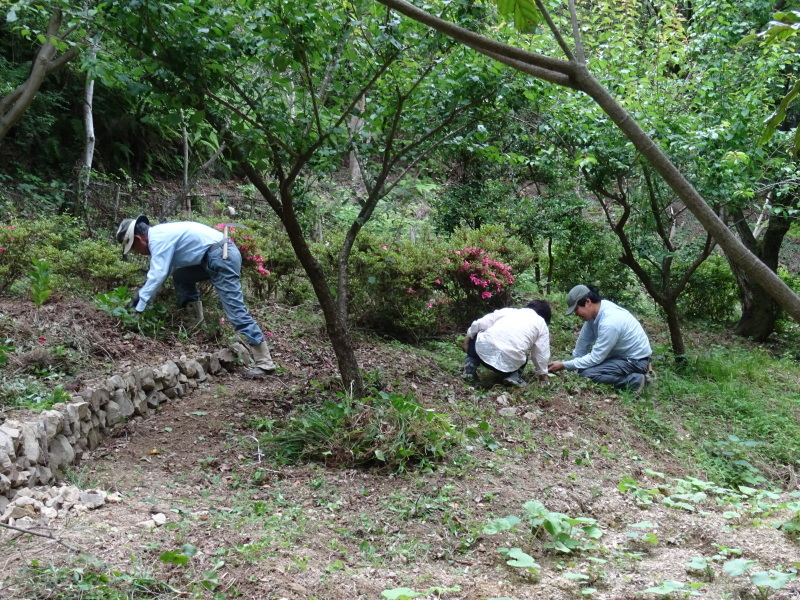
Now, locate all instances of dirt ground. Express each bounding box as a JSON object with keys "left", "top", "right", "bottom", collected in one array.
[{"left": 2, "top": 299, "right": 800, "bottom": 600}]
